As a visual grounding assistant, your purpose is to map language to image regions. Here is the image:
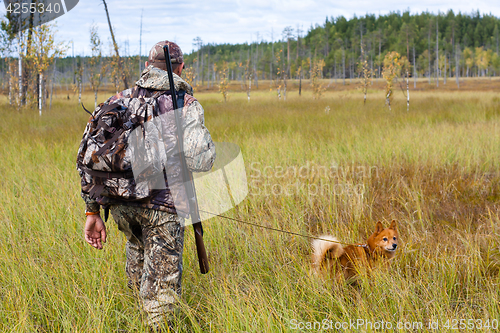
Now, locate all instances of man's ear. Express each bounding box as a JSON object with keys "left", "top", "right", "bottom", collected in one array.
[
  {"left": 389, "top": 219, "right": 397, "bottom": 231},
  {"left": 374, "top": 221, "right": 384, "bottom": 234},
  {"left": 145, "top": 61, "right": 149, "bottom": 67}
]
